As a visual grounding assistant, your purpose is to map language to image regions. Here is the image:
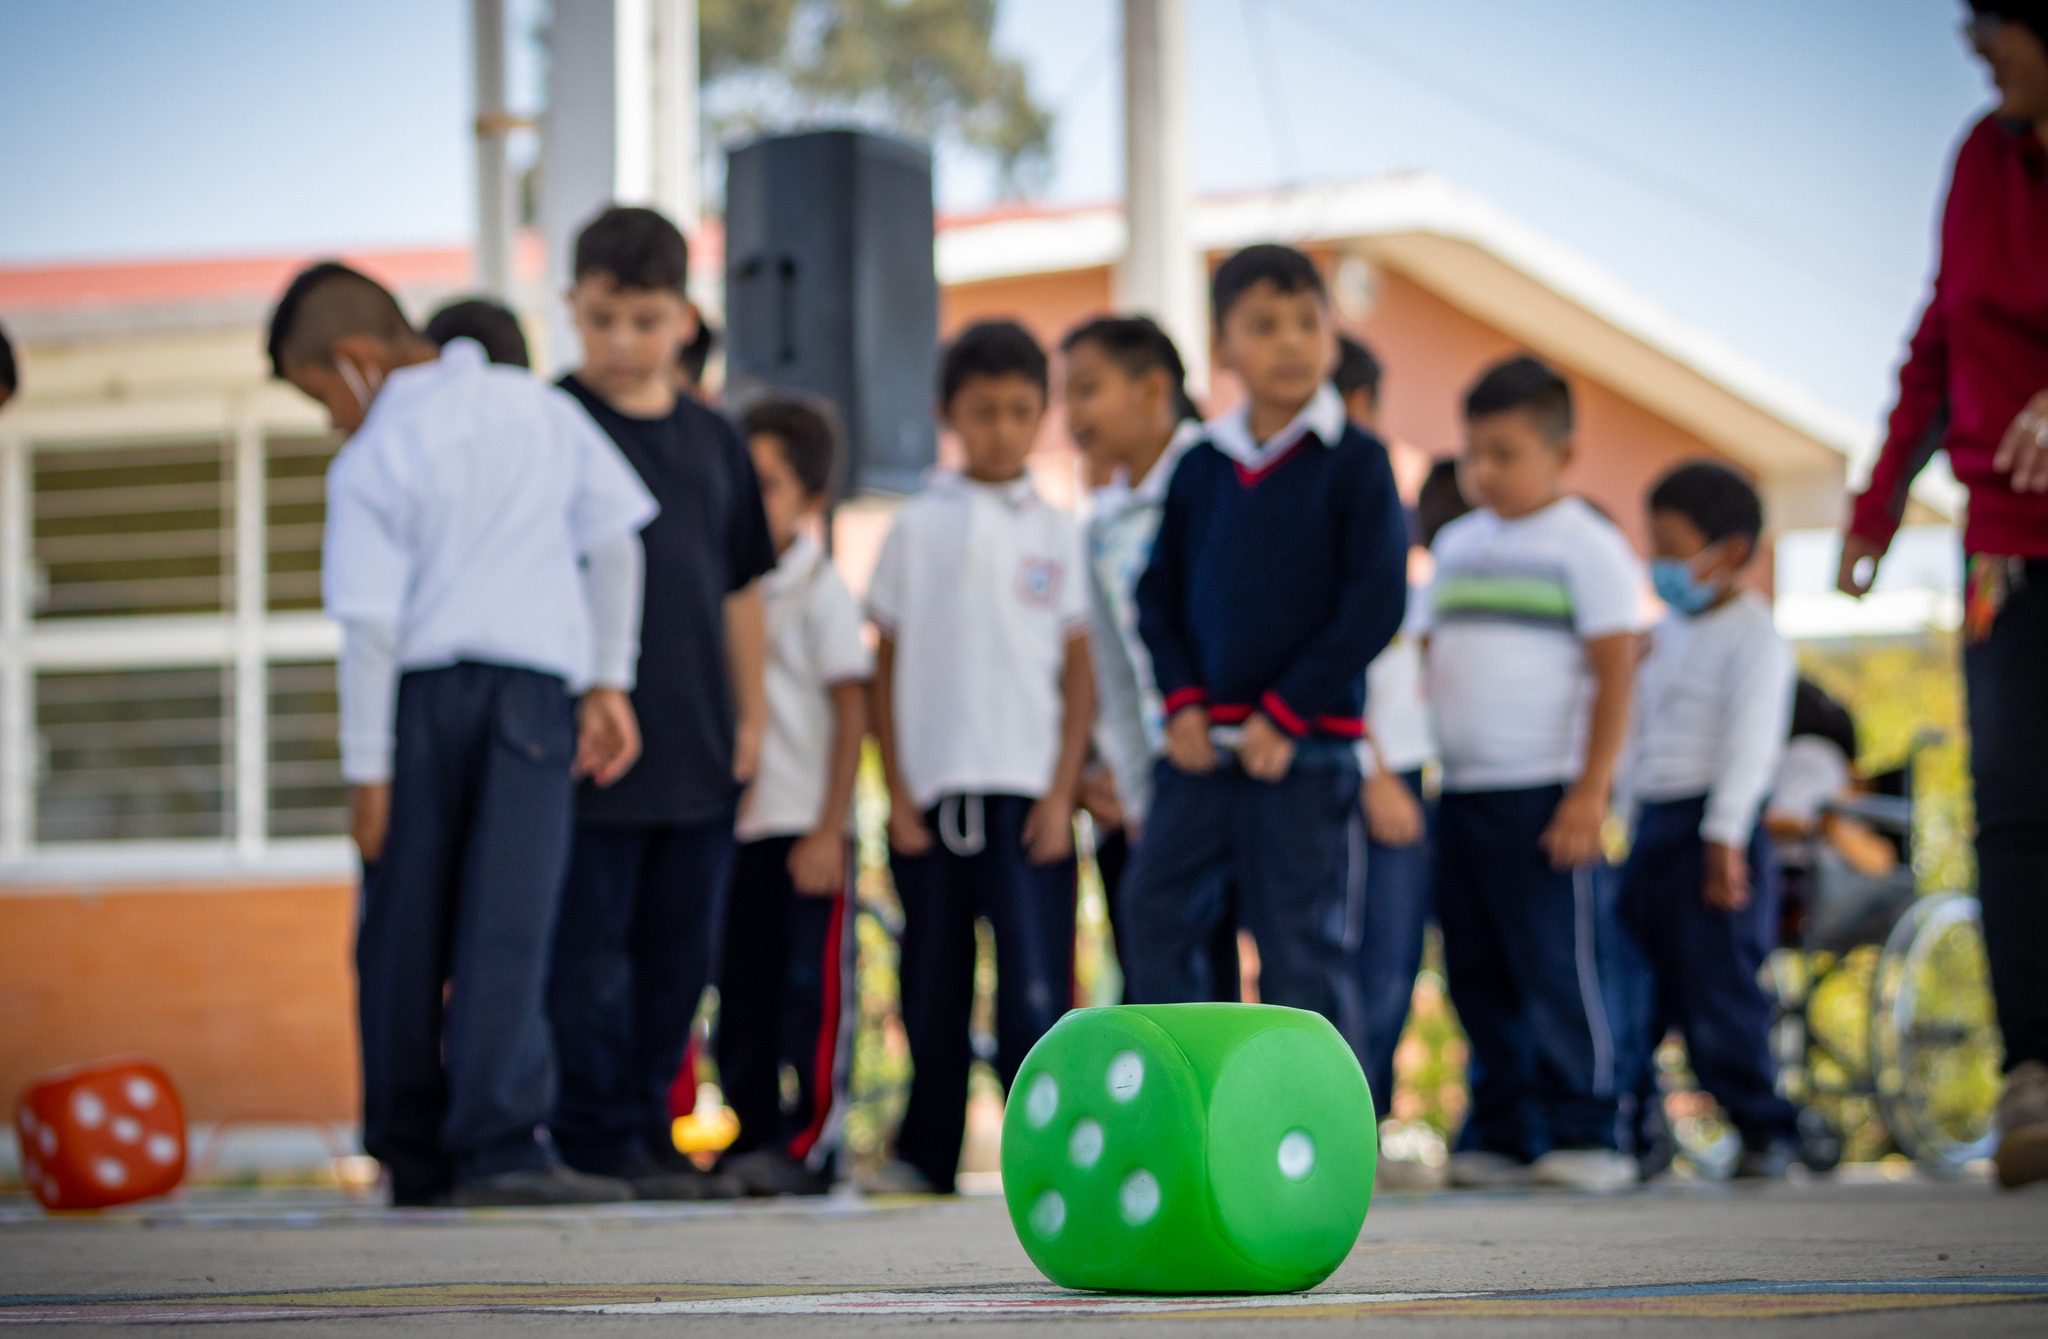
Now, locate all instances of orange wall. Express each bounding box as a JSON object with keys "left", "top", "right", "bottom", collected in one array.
[{"left": 0, "top": 885, "right": 358, "bottom": 1122}]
